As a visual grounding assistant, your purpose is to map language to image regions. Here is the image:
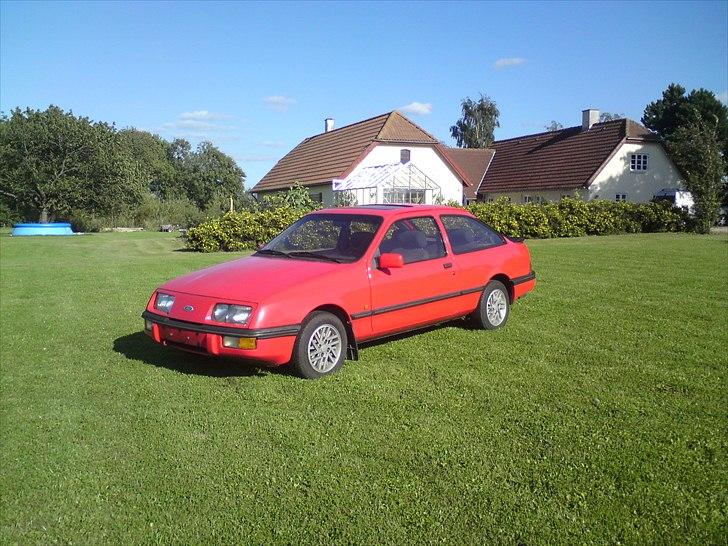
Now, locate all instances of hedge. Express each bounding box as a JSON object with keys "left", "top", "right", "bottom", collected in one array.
[
  {"left": 184, "top": 198, "right": 690, "bottom": 252},
  {"left": 185, "top": 207, "right": 308, "bottom": 252},
  {"left": 466, "top": 198, "right": 689, "bottom": 239}
]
